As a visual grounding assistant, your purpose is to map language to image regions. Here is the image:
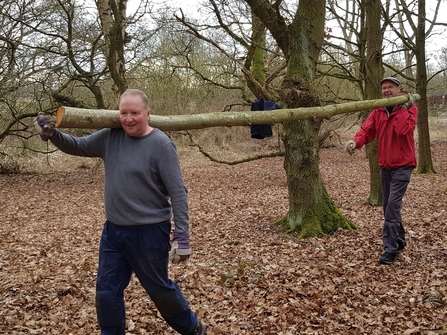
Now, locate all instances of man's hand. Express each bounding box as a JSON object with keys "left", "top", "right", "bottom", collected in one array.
[
  {"left": 400, "top": 93, "right": 416, "bottom": 109},
  {"left": 34, "top": 113, "right": 56, "bottom": 140},
  {"left": 169, "top": 232, "right": 191, "bottom": 264},
  {"left": 344, "top": 139, "right": 356, "bottom": 155}
]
